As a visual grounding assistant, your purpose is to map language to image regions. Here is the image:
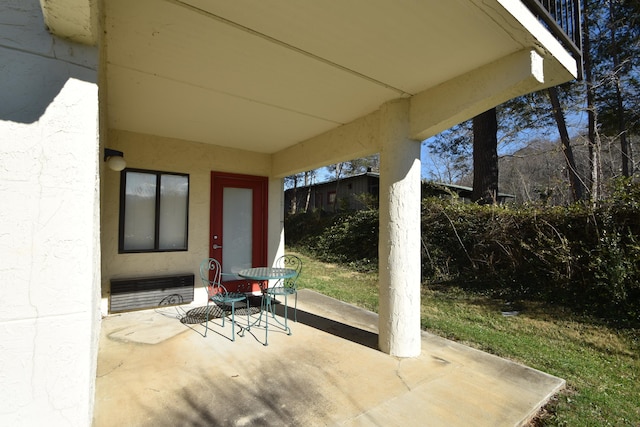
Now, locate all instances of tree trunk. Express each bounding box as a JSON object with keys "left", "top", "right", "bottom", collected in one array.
[
  {"left": 548, "top": 86, "right": 585, "bottom": 202},
  {"left": 290, "top": 175, "right": 299, "bottom": 214},
  {"left": 472, "top": 108, "right": 499, "bottom": 204},
  {"left": 304, "top": 171, "right": 312, "bottom": 212},
  {"left": 609, "top": 0, "right": 630, "bottom": 177},
  {"left": 583, "top": 1, "right": 601, "bottom": 201},
  {"left": 333, "top": 163, "right": 344, "bottom": 212},
  {"left": 304, "top": 187, "right": 311, "bottom": 212}
]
